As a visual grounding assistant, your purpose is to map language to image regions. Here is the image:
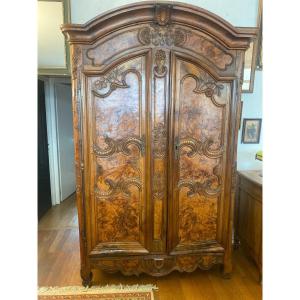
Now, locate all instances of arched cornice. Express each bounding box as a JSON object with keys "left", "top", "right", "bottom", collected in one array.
[{"left": 61, "top": 1, "right": 257, "bottom": 50}]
